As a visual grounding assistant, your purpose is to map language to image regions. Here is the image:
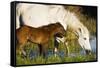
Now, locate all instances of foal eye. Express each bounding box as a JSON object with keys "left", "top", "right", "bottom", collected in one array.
[{"left": 84, "top": 38, "right": 86, "bottom": 40}]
